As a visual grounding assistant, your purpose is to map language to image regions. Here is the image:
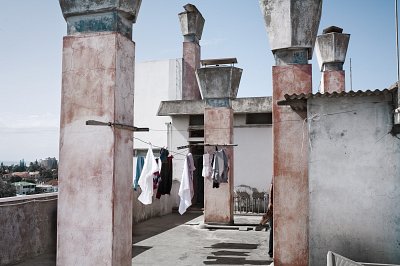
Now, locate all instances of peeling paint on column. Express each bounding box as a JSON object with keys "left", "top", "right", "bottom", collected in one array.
[
  {"left": 197, "top": 60, "right": 241, "bottom": 225},
  {"left": 58, "top": 33, "right": 135, "bottom": 266},
  {"left": 272, "top": 65, "right": 311, "bottom": 266},
  {"left": 58, "top": 1, "right": 140, "bottom": 264},
  {"left": 204, "top": 108, "right": 234, "bottom": 225},
  {"left": 322, "top": 70, "right": 346, "bottom": 93},
  {"left": 179, "top": 4, "right": 204, "bottom": 100},
  {"left": 259, "top": 0, "right": 321, "bottom": 264},
  {"left": 182, "top": 42, "right": 201, "bottom": 100}
]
